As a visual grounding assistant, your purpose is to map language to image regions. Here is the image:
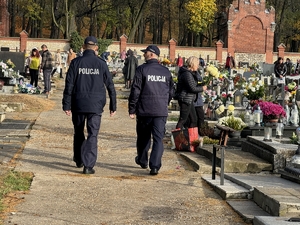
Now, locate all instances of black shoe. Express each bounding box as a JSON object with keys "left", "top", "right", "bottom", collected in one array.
[
  {"left": 150, "top": 168, "right": 158, "bottom": 175},
  {"left": 76, "top": 162, "right": 84, "bottom": 168},
  {"left": 73, "top": 157, "right": 83, "bottom": 168},
  {"left": 83, "top": 167, "right": 95, "bottom": 174},
  {"left": 135, "top": 156, "right": 148, "bottom": 169}
]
